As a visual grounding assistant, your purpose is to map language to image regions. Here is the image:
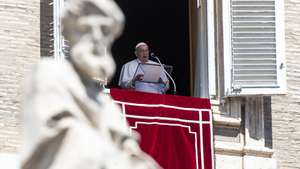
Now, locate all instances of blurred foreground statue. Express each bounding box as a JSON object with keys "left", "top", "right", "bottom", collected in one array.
[{"left": 21, "top": 0, "right": 161, "bottom": 169}]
